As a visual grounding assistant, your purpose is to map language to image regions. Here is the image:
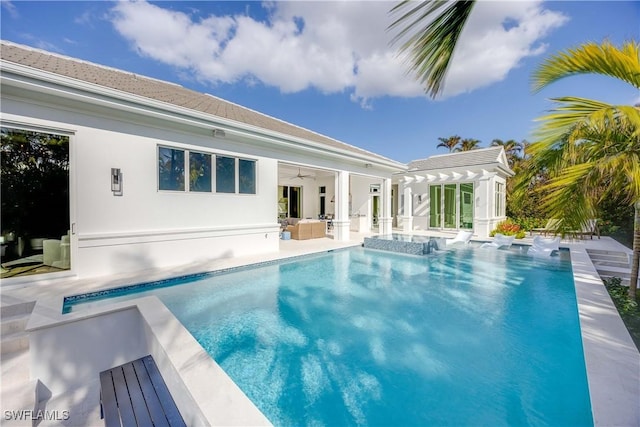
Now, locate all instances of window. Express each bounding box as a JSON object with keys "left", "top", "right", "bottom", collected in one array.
[
  {"left": 216, "top": 156, "right": 236, "bottom": 193},
  {"left": 189, "top": 152, "right": 212, "bottom": 192},
  {"left": 158, "top": 147, "right": 185, "bottom": 191},
  {"left": 158, "top": 145, "right": 257, "bottom": 195},
  {"left": 495, "top": 182, "right": 505, "bottom": 217},
  {"left": 238, "top": 159, "right": 256, "bottom": 194}
]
